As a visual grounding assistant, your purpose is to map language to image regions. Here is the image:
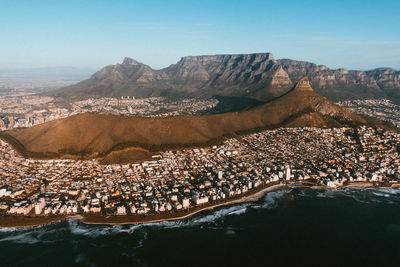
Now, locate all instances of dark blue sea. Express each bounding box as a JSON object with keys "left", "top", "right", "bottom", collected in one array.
[{"left": 1, "top": 187, "right": 400, "bottom": 267}]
